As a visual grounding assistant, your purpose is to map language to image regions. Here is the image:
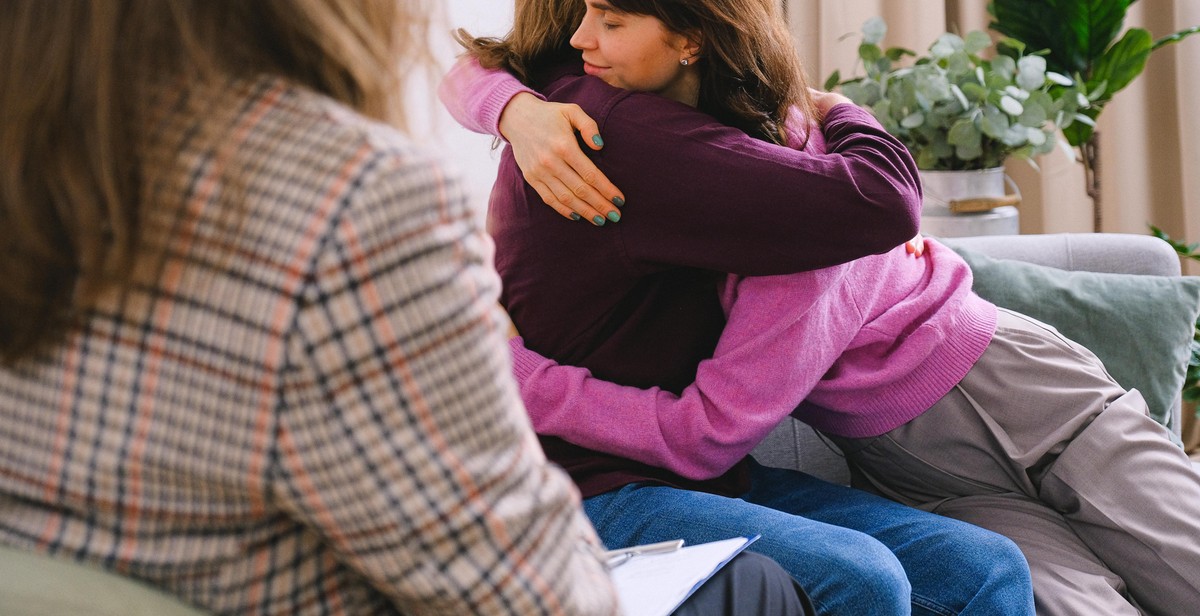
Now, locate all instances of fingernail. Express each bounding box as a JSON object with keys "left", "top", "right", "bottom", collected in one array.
[
  {"left": 607, "top": 211, "right": 621, "bottom": 223},
  {"left": 592, "top": 134, "right": 605, "bottom": 147},
  {"left": 593, "top": 216, "right": 606, "bottom": 226},
  {"left": 571, "top": 213, "right": 581, "bottom": 221},
  {"left": 612, "top": 196, "right": 625, "bottom": 207}
]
